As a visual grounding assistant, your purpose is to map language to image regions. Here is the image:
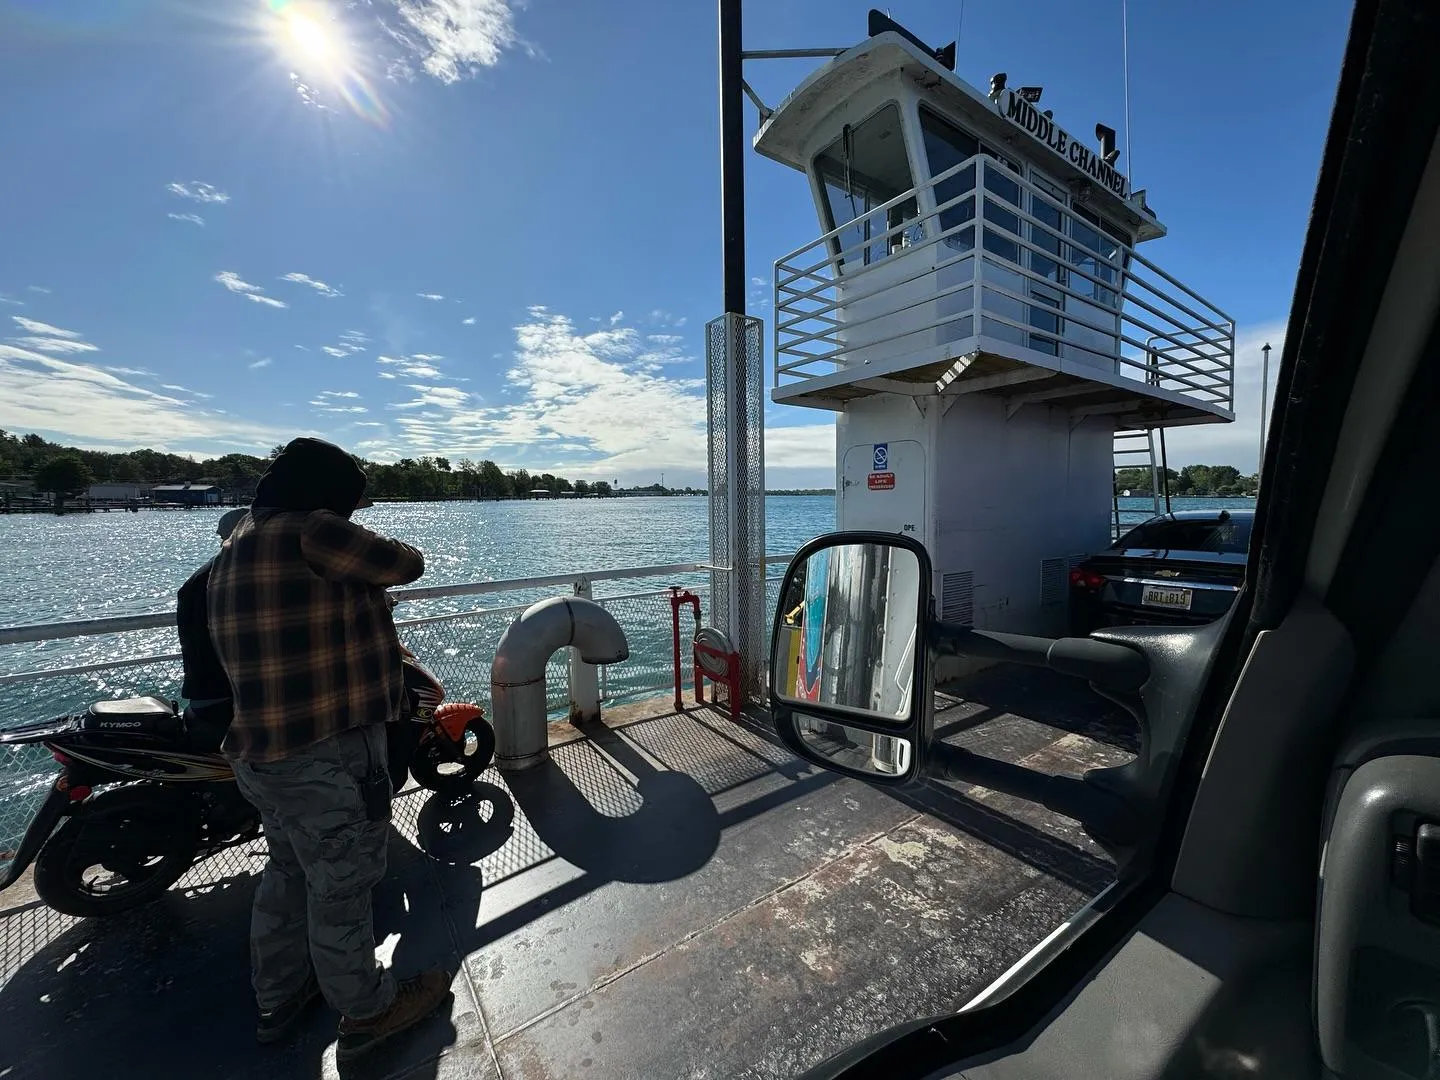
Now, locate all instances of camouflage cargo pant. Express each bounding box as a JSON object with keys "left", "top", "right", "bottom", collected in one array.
[{"left": 230, "top": 724, "right": 397, "bottom": 1020}]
